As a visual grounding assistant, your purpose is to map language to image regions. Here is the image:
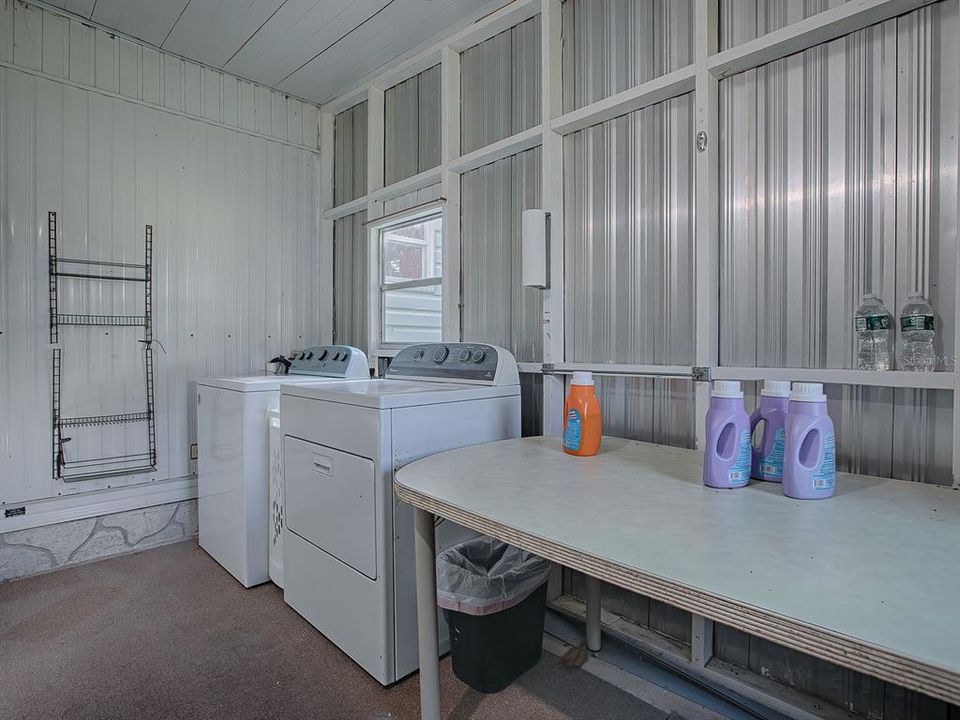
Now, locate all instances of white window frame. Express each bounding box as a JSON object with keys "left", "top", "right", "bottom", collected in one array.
[{"left": 366, "top": 202, "right": 445, "bottom": 358}]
